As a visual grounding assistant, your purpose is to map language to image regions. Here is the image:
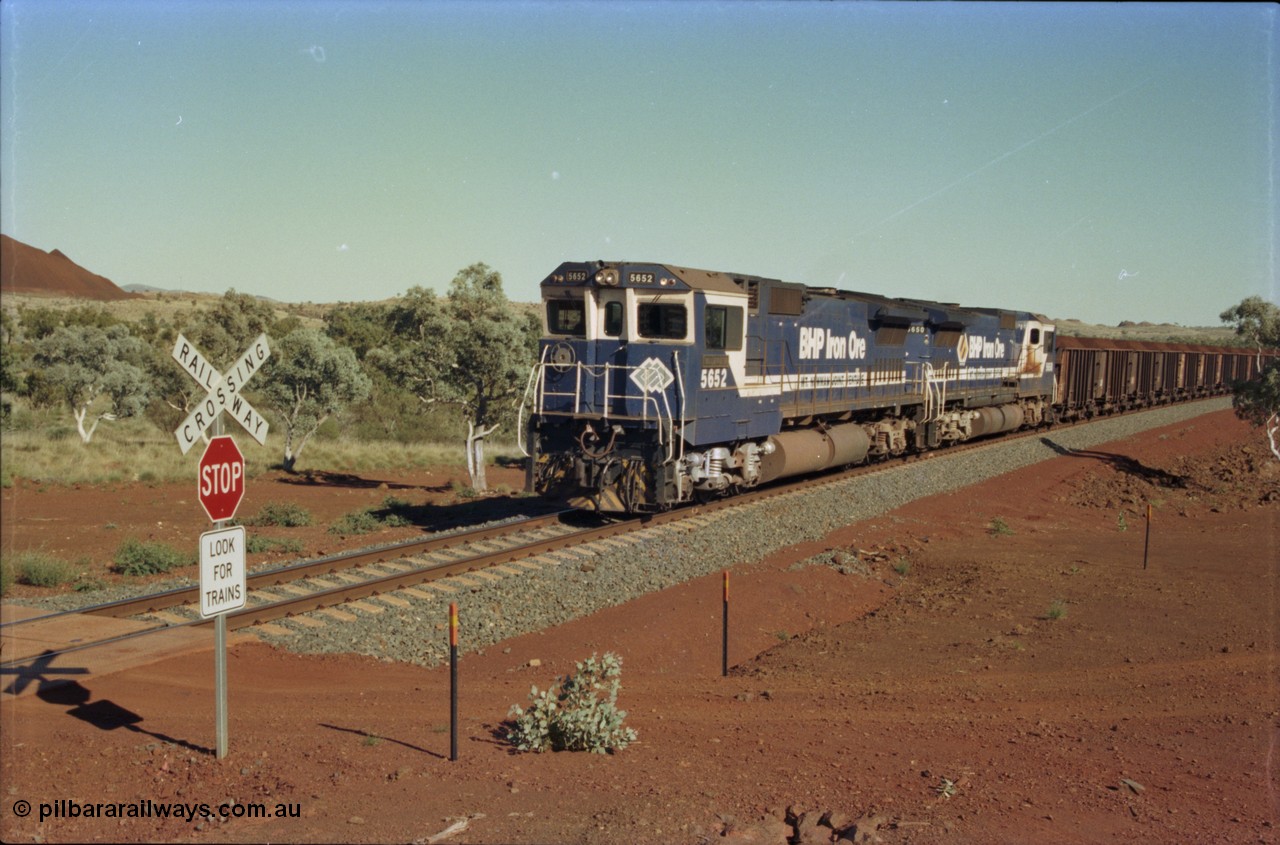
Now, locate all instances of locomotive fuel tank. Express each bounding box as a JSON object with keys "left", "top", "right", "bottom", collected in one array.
[{"left": 757, "top": 423, "right": 872, "bottom": 485}]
